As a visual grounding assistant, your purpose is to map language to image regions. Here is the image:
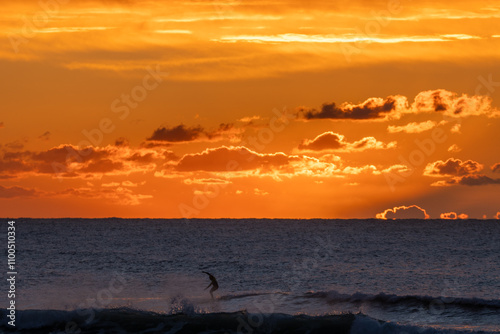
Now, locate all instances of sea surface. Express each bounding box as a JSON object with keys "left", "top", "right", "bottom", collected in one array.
[{"left": 1, "top": 218, "right": 500, "bottom": 333}]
